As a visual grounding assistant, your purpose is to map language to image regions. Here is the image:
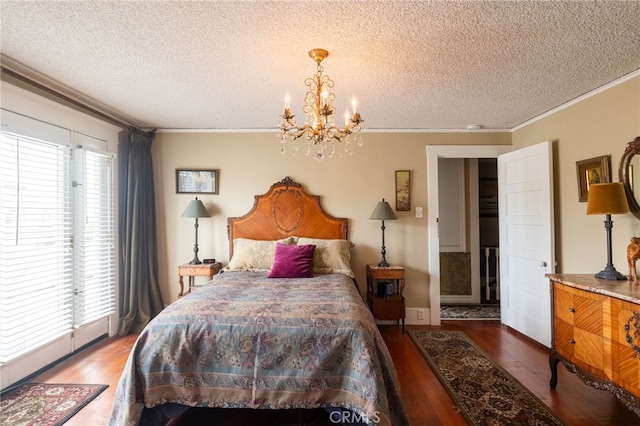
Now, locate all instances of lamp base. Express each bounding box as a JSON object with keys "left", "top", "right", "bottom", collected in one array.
[
  {"left": 189, "top": 250, "right": 202, "bottom": 265},
  {"left": 378, "top": 251, "right": 390, "bottom": 268},
  {"left": 594, "top": 265, "right": 627, "bottom": 281}
]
